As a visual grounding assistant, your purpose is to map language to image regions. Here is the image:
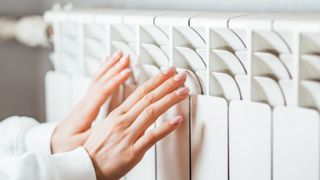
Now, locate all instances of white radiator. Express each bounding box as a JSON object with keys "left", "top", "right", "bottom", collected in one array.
[{"left": 44, "top": 8, "right": 320, "bottom": 180}]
